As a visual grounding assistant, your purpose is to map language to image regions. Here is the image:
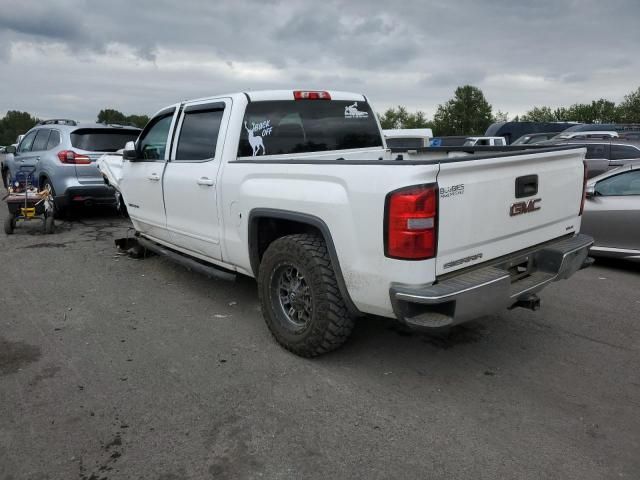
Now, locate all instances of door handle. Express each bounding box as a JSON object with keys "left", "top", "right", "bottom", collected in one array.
[
  {"left": 197, "top": 177, "right": 215, "bottom": 186},
  {"left": 148, "top": 174, "right": 160, "bottom": 181}
]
